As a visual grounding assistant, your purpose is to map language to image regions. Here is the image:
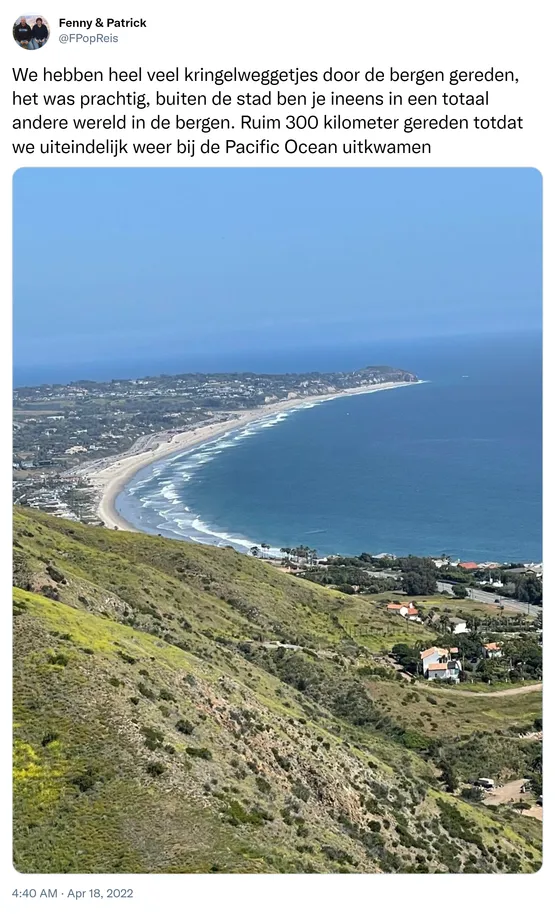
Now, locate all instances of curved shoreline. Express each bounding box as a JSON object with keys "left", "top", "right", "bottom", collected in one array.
[{"left": 85, "top": 380, "right": 424, "bottom": 534}]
